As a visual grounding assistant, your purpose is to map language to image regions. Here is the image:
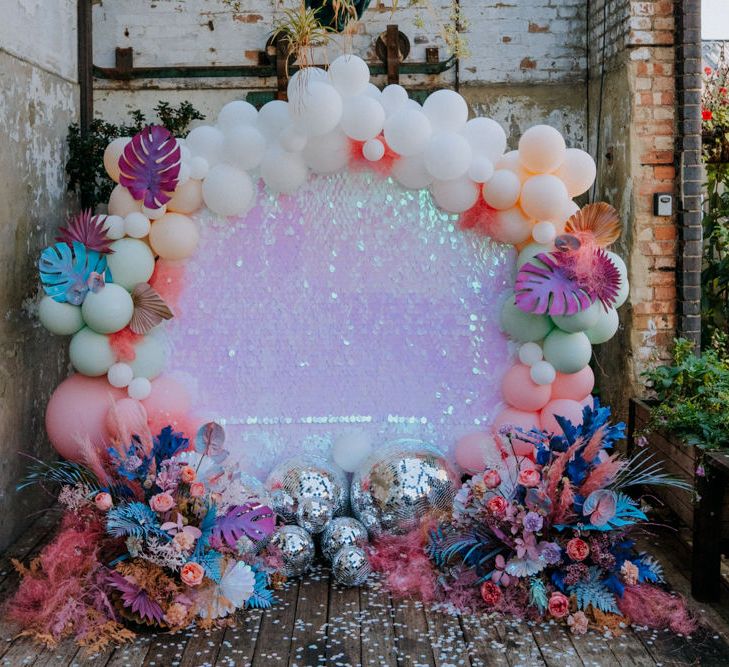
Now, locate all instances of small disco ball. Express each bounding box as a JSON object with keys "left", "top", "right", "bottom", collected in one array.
[
  {"left": 320, "top": 517, "right": 369, "bottom": 561},
  {"left": 350, "top": 439, "right": 458, "bottom": 536},
  {"left": 295, "top": 497, "right": 334, "bottom": 534},
  {"left": 269, "top": 525, "right": 315, "bottom": 578},
  {"left": 331, "top": 545, "right": 372, "bottom": 587},
  {"left": 266, "top": 455, "right": 349, "bottom": 528}
]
